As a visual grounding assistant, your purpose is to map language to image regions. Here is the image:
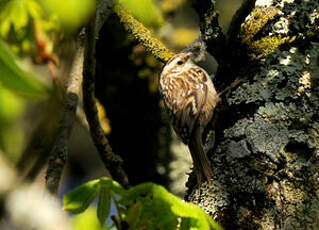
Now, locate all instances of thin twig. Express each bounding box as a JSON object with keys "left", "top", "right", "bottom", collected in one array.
[
  {"left": 46, "top": 43, "right": 84, "bottom": 195},
  {"left": 82, "top": 12, "right": 129, "bottom": 188}
]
